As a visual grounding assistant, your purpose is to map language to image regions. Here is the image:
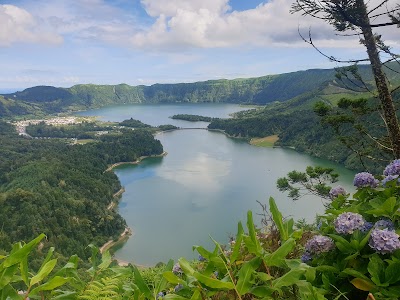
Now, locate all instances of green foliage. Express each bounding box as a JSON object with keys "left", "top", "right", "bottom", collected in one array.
[
  {"left": 0, "top": 121, "right": 163, "bottom": 260},
  {"left": 4, "top": 63, "right": 398, "bottom": 118},
  {"left": 170, "top": 115, "right": 215, "bottom": 122},
  {"left": 277, "top": 166, "right": 338, "bottom": 200},
  {"left": 157, "top": 125, "right": 179, "bottom": 131},
  {"left": 119, "top": 118, "right": 151, "bottom": 128},
  {"left": 6, "top": 170, "right": 400, "bottom": 299},
  {"left": 26, "top": 121, "right": 112, "bottom": 139}
]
